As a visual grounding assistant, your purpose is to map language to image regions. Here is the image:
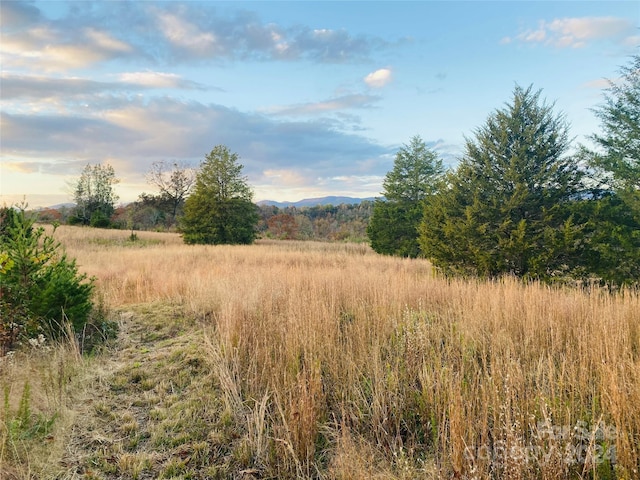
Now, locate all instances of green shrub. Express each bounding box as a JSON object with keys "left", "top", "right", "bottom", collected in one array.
[
  {"left": 0, "top": 207, "right": 95, "bottom": 352},
  {"left": 90, "top": 210, "right": 111, "bottom": 228}
]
